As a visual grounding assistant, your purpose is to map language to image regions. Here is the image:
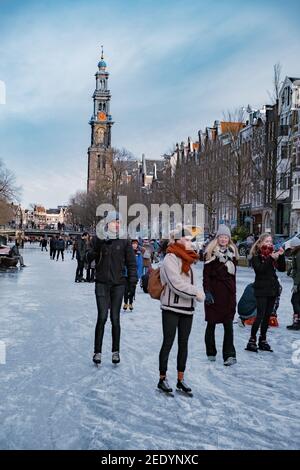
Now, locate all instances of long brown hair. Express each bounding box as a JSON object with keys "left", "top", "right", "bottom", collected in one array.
[{"left": 249, "top": 233, "right": 273, "bottom": 257}]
